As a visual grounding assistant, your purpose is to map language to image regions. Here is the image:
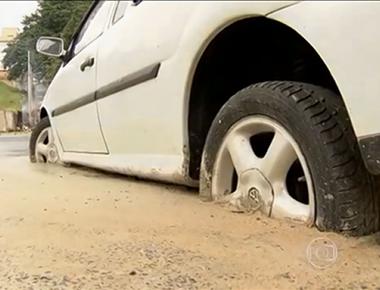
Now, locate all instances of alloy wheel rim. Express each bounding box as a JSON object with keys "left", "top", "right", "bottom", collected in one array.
[
  {"left": 212, "top": 115, "right": 315, "bottom": 225},
  {"left": 35, "top": 127, "right": 58, "bottom": 163}
]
